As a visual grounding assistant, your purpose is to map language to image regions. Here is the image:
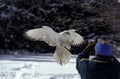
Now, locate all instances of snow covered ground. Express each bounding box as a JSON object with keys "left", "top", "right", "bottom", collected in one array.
[
  {"left": 0, "top": 54, "right": 119, "bottom": 79},
  {"left": 0, "top": 54, "right": 80, "bottom": 79}
]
